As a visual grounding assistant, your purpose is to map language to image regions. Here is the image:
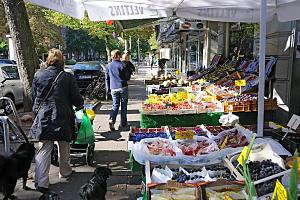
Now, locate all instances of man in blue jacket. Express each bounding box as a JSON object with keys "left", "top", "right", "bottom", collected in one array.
[{"left": 105, "top": 49, "right": 129, "bottom": 131}]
